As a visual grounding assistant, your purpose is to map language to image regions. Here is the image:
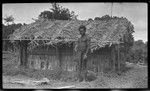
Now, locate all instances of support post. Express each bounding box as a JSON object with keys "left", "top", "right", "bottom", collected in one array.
[
  {"left": 57, "top": 46, "right": 62, "bottom": 71},
  {"left": 19, "top": 40, "right": 28, "bottom": 68},
  {"left": 111, "top": 45, "right": 116, "bottom": 71},
  {"left": 117, "top": 44, "right": 120, "bottom": 74}
]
